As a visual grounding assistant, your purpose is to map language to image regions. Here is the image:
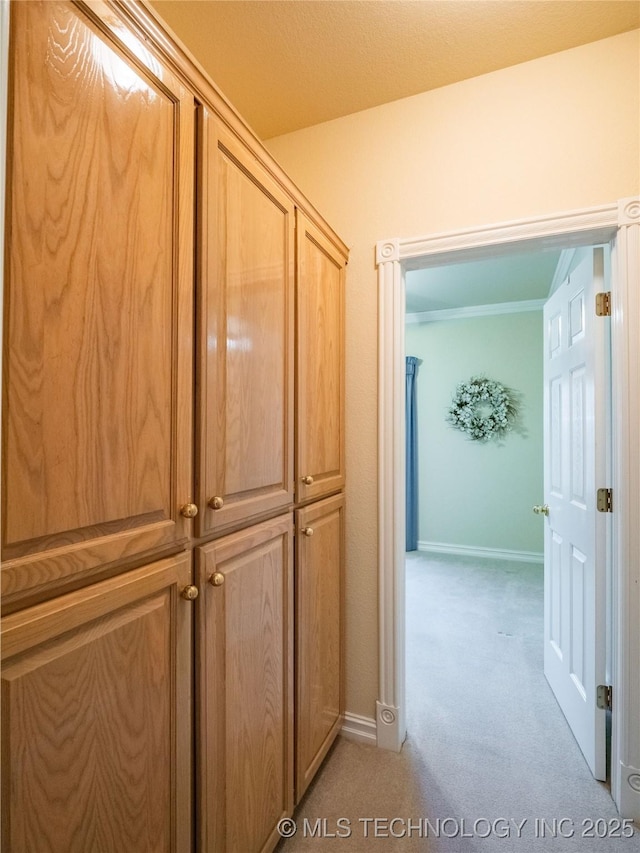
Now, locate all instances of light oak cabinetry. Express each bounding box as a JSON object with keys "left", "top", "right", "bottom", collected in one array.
[
  {"left": 197, "top": 112, "right": 295, "bottom": 537},
  {"left": 2, "top": 2, "right": 347, "bottom": 851},
  {"left": 1, "top": 552, "right": 193, "bottom": 852},
  {"left": 295, "top": 494, "right": 345, "bottom": 802},
  {"left": 294, "top": 214, "right": 346, "bottom": 803},
  {"left": 296, "top": 212, "right": 346, "bottom": 504},
  {"left": 196, "top": 515, "right": 293, "bottom": 852},
  {"left": 2, "top": 0, "right": 195, "bottom": 611}
]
